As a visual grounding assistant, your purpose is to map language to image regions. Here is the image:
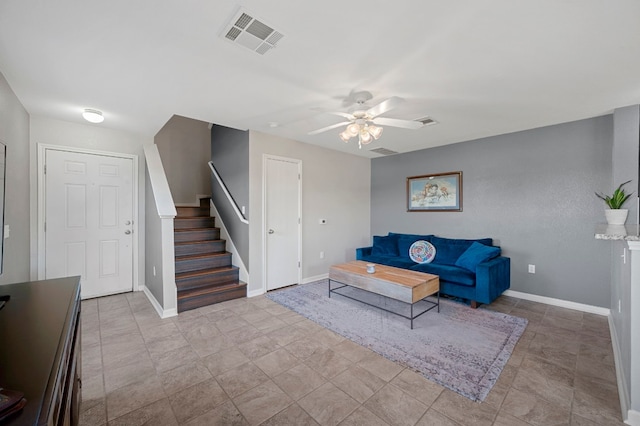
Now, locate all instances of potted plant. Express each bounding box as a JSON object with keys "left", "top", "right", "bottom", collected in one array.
[{"left": 596, "top": 180, "right": 633, "bottom": 225}]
